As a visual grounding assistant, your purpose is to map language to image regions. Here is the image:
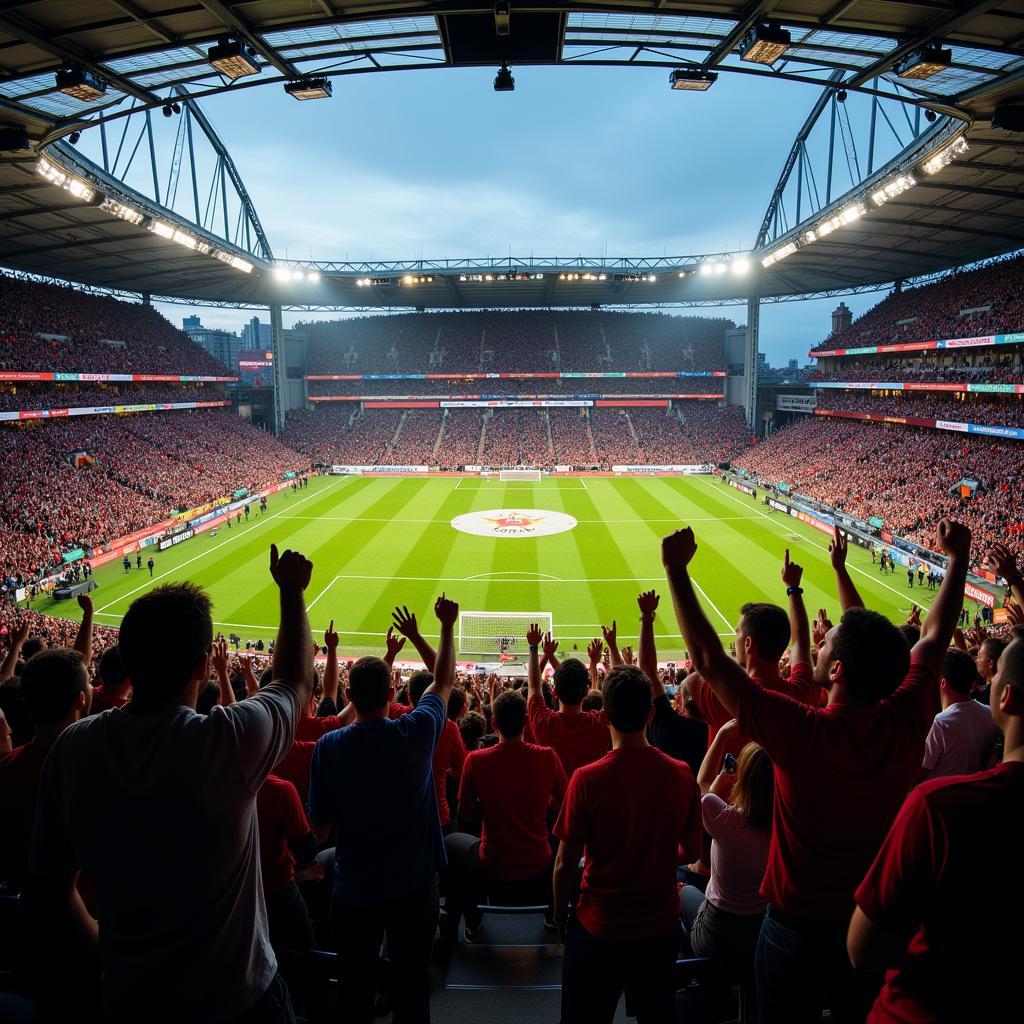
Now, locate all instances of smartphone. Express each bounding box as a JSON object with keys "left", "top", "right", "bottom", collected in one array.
[{"left": 722, "top": 752, "right": 738, "bottom": 775}]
